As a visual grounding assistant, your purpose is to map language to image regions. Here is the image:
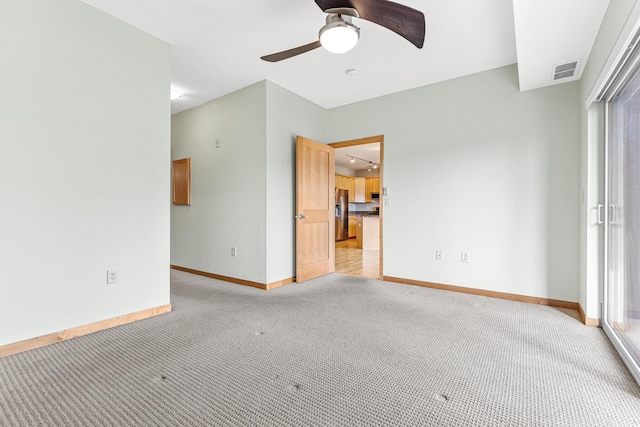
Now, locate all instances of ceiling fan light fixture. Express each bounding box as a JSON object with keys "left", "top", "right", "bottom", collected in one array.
[
  {"left": 319, "top": 16, "right": 360, "bottom": 54},
  {"left": 260, "top": 2, "right": 424, "bottom": 62}
]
